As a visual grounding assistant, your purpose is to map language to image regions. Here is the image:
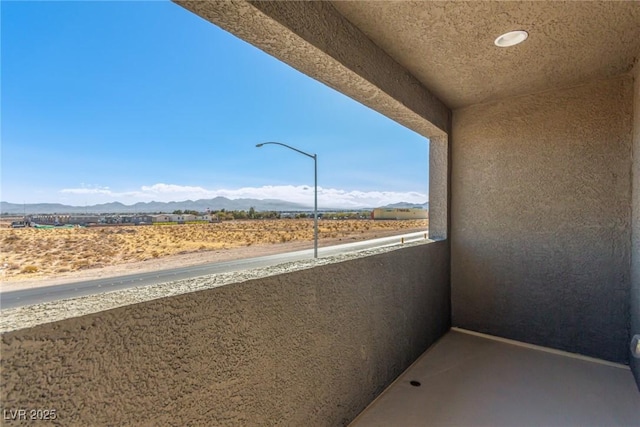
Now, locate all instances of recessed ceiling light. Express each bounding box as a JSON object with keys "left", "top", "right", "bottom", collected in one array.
[{"left": 494, "top": 30, "right": 528, "bottom": 47}]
